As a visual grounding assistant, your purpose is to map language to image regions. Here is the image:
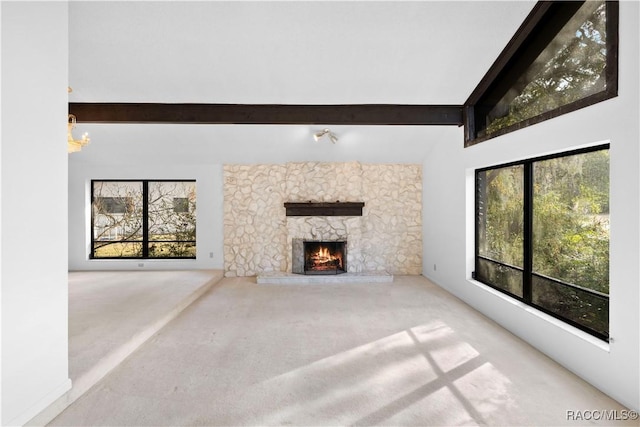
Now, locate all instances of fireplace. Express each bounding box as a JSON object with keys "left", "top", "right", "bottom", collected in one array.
[{"left": 292, "top": 239, "right": 347, "bottom": 275}]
